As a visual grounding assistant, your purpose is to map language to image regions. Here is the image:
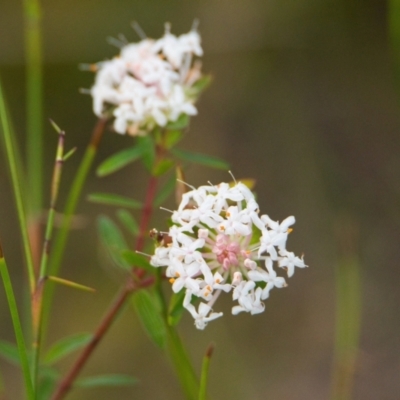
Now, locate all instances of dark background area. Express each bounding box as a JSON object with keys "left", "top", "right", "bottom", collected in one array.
[{"left": 1, "top": 0, "right": 400, "bottom": 399}]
